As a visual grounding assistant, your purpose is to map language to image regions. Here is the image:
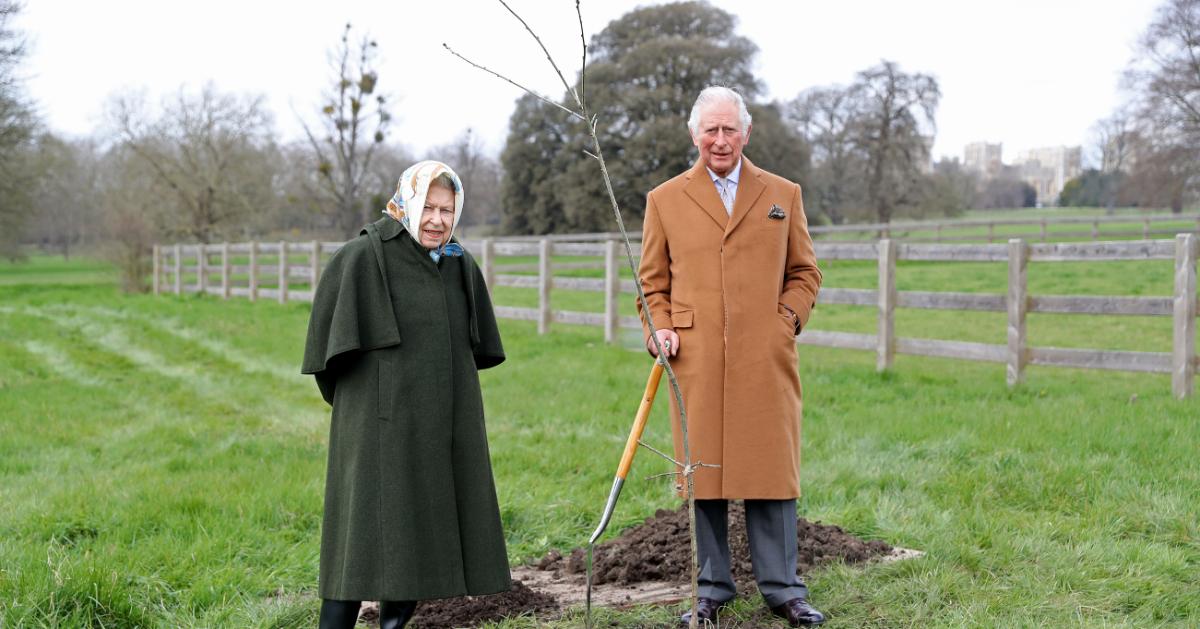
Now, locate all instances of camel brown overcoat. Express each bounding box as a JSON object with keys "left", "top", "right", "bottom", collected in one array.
[{"left": 638, "top": 157, "right": 822, "bottom": 499}]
